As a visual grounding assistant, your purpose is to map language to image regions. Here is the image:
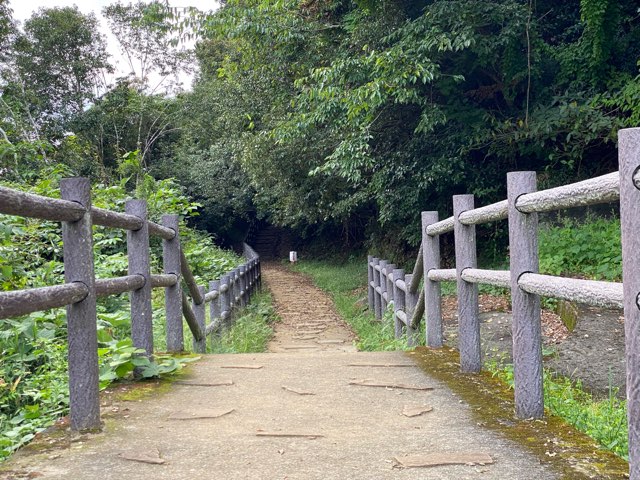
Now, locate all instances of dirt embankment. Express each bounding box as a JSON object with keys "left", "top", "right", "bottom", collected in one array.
[{"left": 441, "top": 295, "right": 626, "bottom": 397}]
